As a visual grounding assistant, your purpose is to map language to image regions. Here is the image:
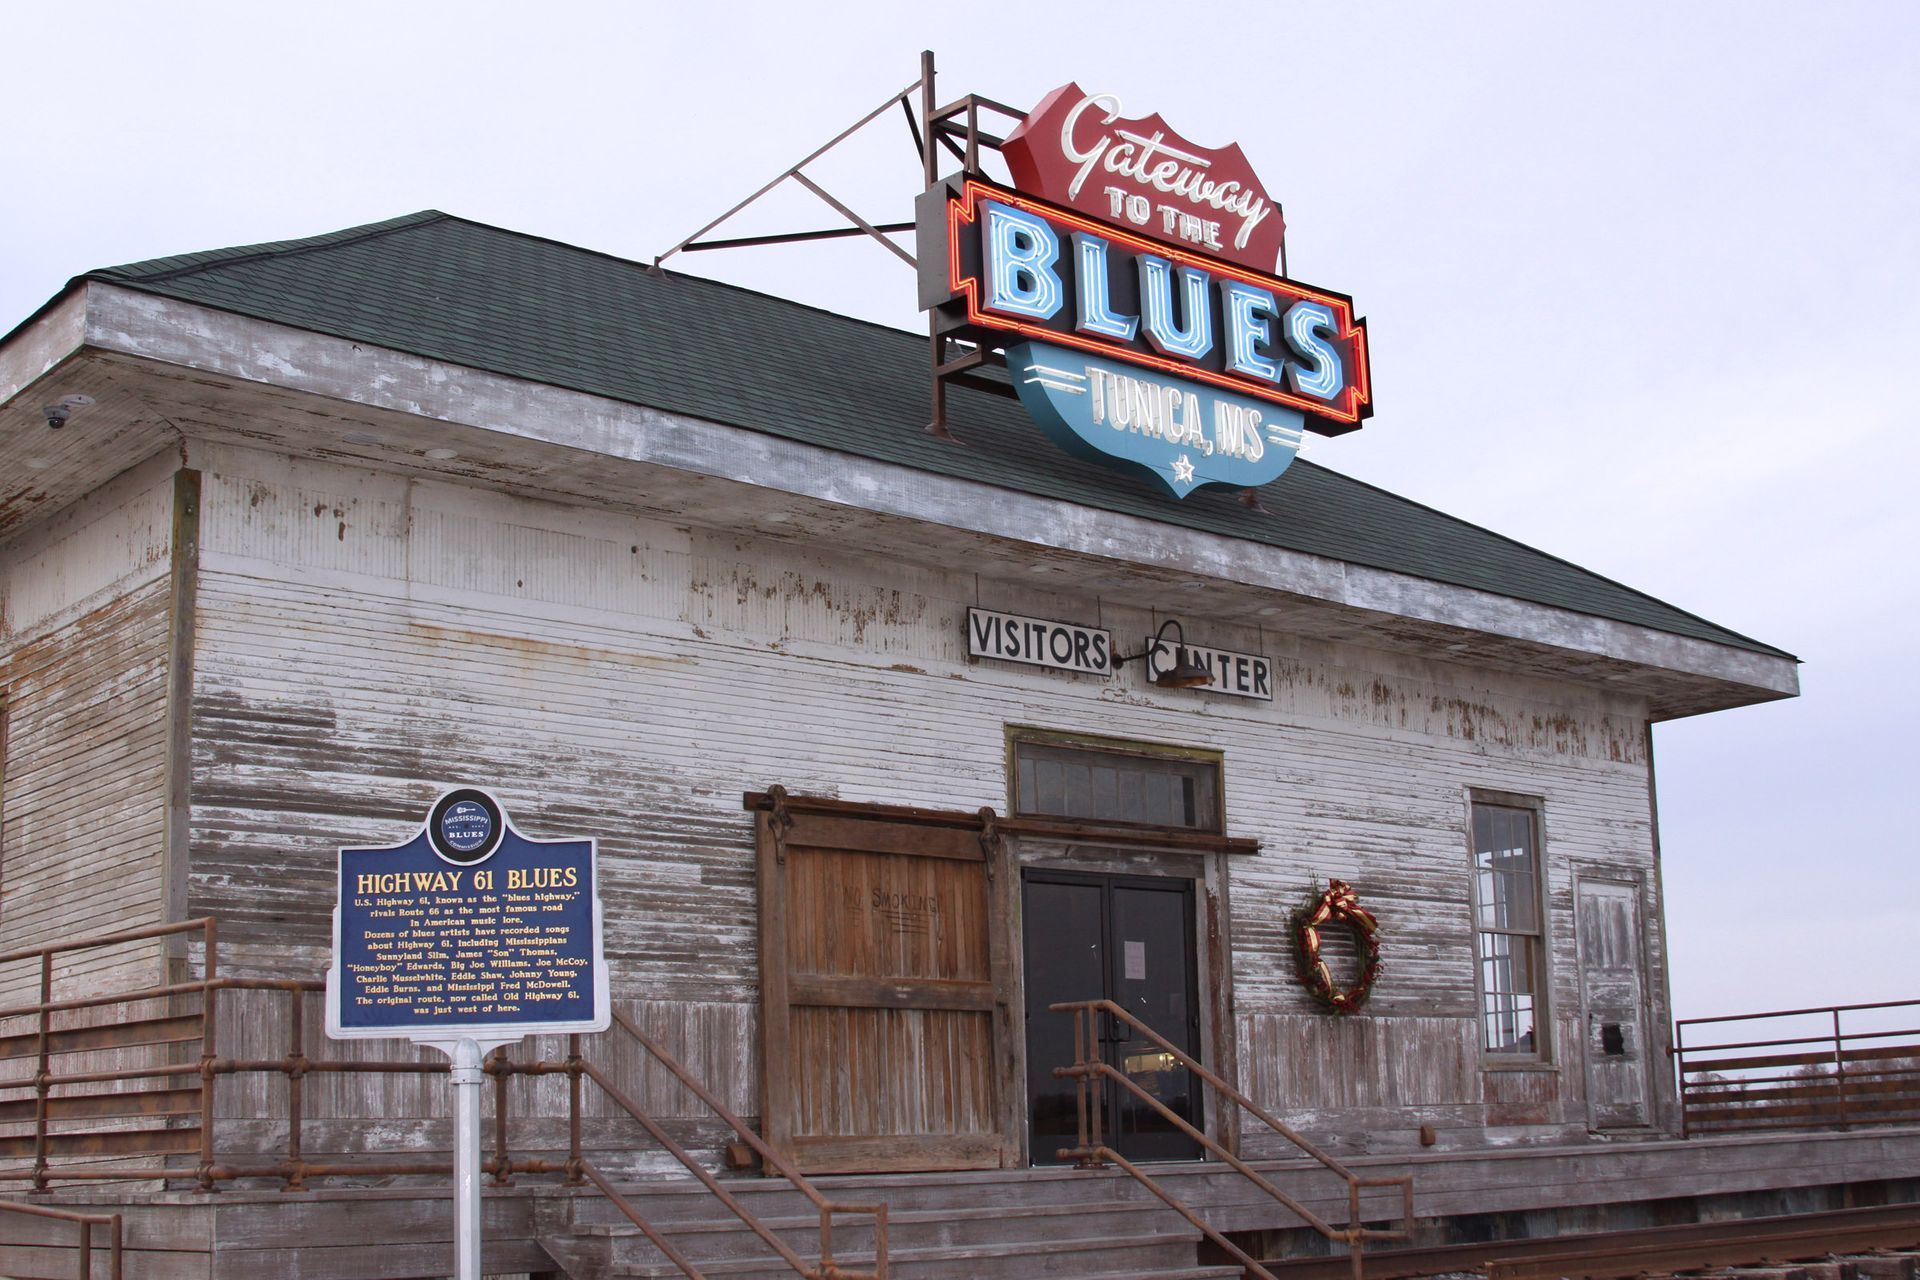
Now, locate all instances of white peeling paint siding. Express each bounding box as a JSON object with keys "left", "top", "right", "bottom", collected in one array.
[
  {"left": 183, "top": 444, "right": 1668, "bottom": 1160},
  {"left": 0, "top": 458, "right": 178, "bottom": 1007}
]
